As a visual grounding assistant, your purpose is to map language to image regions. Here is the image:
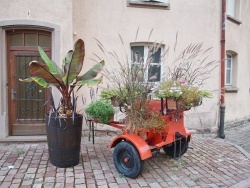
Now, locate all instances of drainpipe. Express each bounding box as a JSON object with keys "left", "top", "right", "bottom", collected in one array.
[{"left": 219, "top": 0, "right": 226, "bottom": 139}]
